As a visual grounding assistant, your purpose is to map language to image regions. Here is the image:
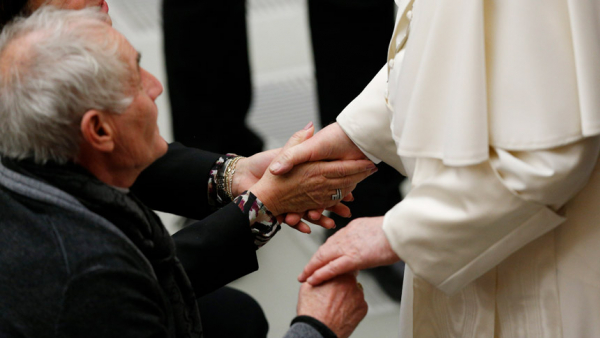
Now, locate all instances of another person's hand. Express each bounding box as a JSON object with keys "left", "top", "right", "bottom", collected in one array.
[
  {"left": 233, "top": 122, "right": 317, "bottom": 196},
  {"left": 298, "top": 216, "right": 401, "bottom": 286},
  {"left": 232, "top": 148, "right": 279, "bottom": 197},
  {"left": 296, "top": 273, "right": 368, "bottom": 338},
  {"left": 249, "top": 158, "right": 376, "bottom": 217},
  {"left": 240, "top": 123, "right": 376, "bottom": 233},
  {"left": 269, "top": 123, "right": 367, "bottom": 176}
]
